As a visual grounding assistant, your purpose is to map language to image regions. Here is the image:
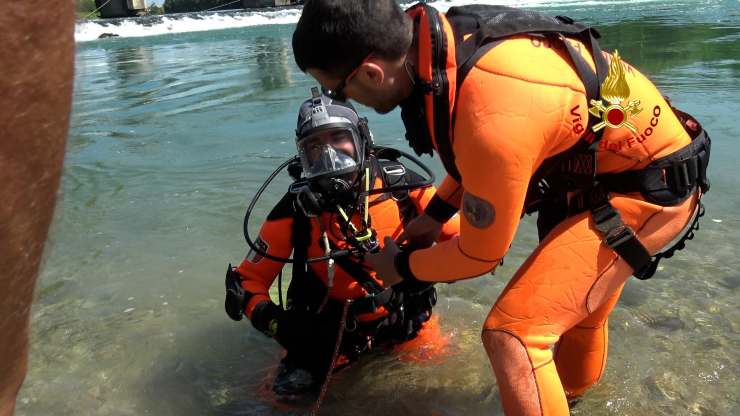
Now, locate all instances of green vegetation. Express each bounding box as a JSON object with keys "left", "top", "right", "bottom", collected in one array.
[
  {"left": 598, "top": 19, "right": 740, "bottom": 79},
  {"left": 75, "top": 0, "right": 99, "bottom": 18},
  {"left": 149, "top": 4, "right": 165, "bottom": 15},
  {"left": 163, "top": 0, "right": 240, "bottom": 13},
  {"left": 75, "top": 0, "right": 166, "bottom": 18}
]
